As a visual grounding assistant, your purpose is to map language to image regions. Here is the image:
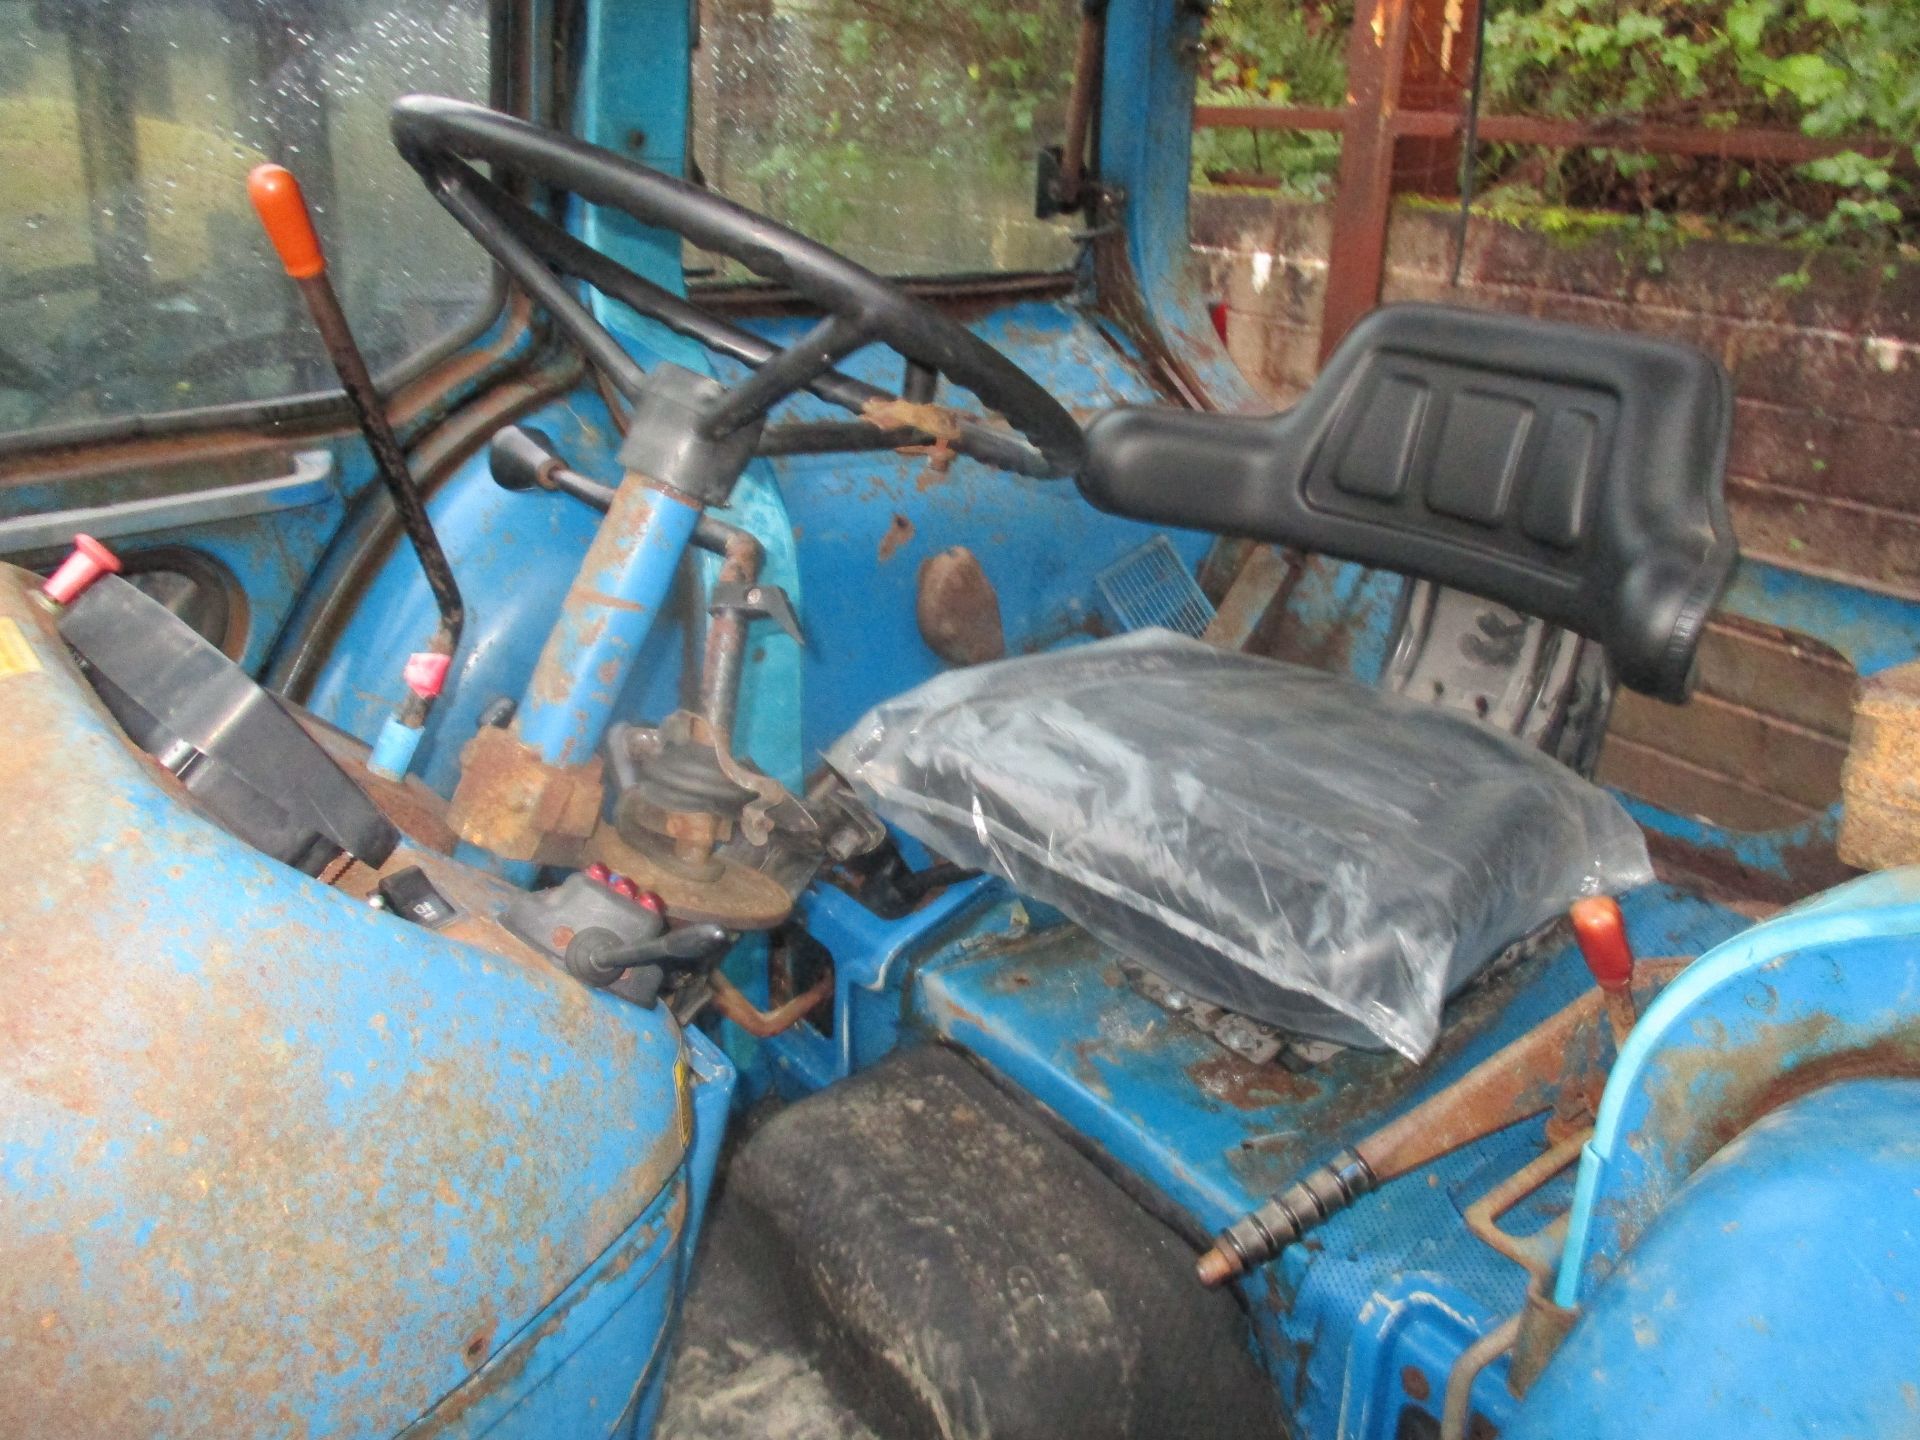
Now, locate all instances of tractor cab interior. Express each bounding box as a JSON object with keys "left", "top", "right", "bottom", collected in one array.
[{"left": 3, "top": 3, "right": 1917, "bottom": 1438}]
